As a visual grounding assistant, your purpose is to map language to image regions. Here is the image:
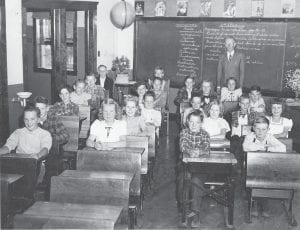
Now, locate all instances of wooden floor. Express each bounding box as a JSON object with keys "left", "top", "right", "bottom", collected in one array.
[{"left": 7, "top": 118, "right": 300, "bottom": 229}]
